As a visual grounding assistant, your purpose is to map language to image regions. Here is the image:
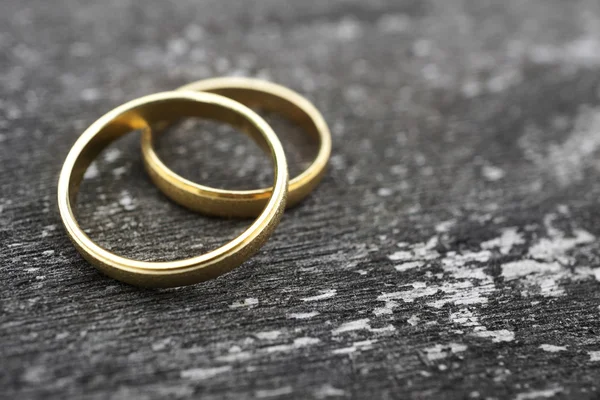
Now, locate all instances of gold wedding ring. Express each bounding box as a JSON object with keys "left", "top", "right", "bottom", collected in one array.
[
  {"left": 57, "top": 91, "right": 288, "bottom": 287},
  {"left": 141, "top": 77, "right": 331, "bottom": 217}
]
